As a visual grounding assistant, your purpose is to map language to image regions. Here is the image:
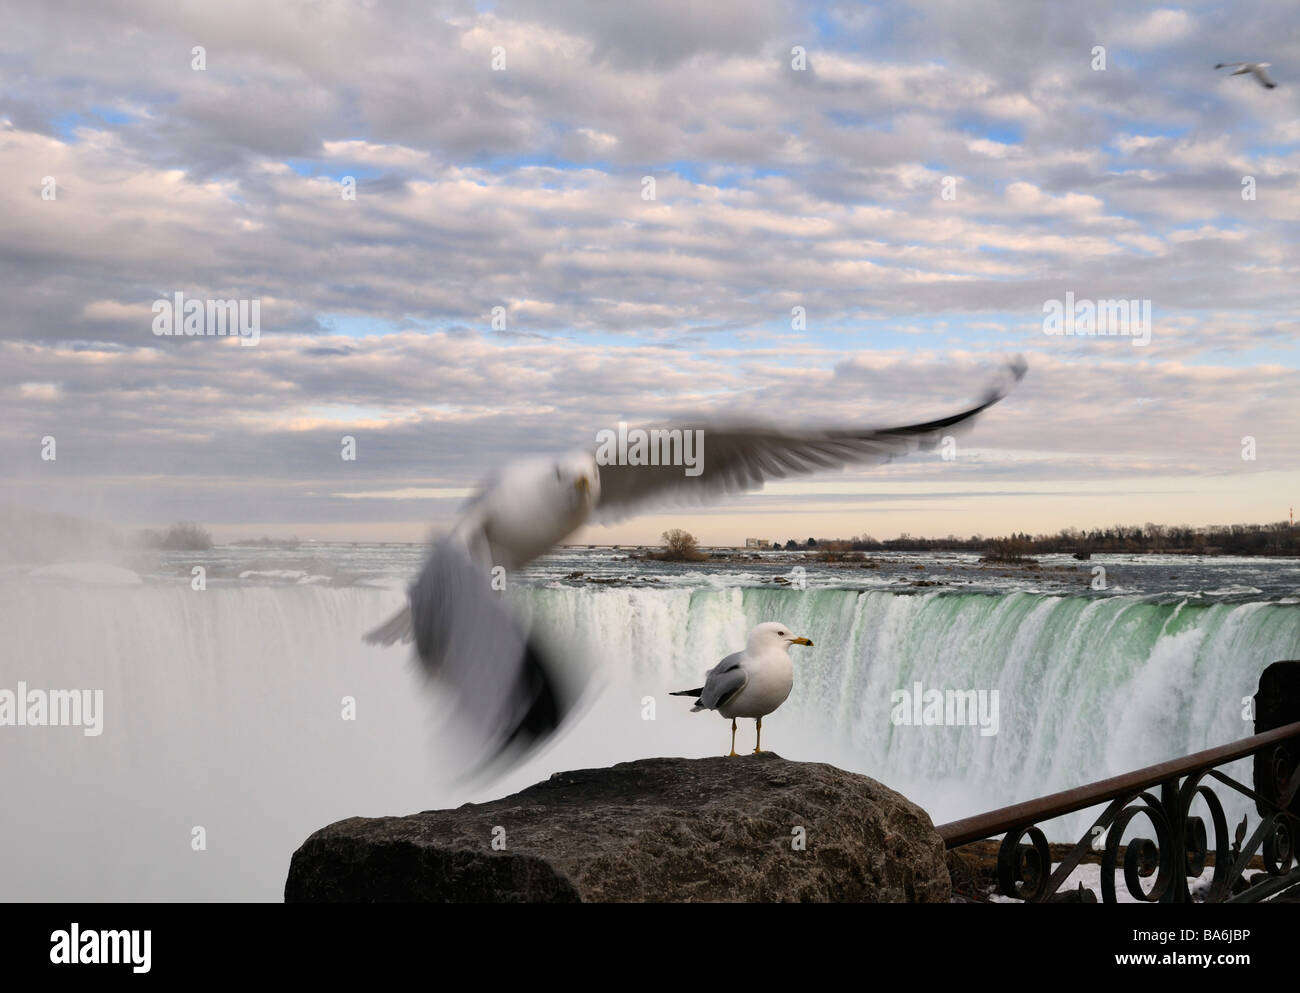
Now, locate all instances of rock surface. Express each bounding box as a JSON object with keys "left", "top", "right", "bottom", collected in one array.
[{"left": 285, "top": 754, "right": 950, "bottom": 902}]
